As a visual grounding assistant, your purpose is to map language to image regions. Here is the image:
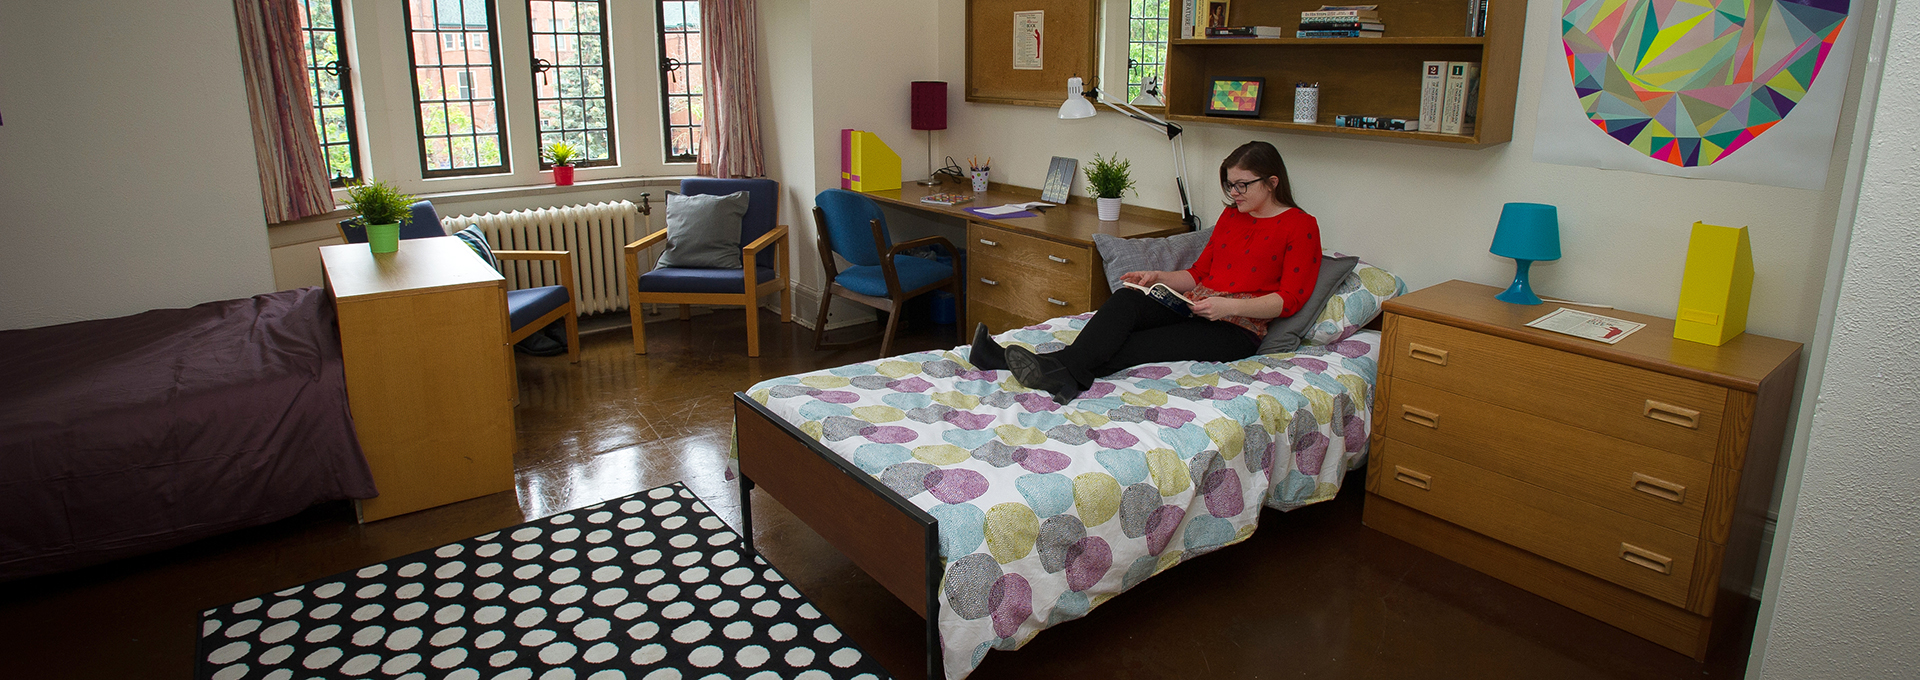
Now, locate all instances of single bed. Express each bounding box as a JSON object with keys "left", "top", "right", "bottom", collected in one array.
[
  {"left": 731, "top": 260, "right": 1406, "bottom": 679},
  {"left": 0, "top": 286, "right": 376, "bottom": 581}
]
